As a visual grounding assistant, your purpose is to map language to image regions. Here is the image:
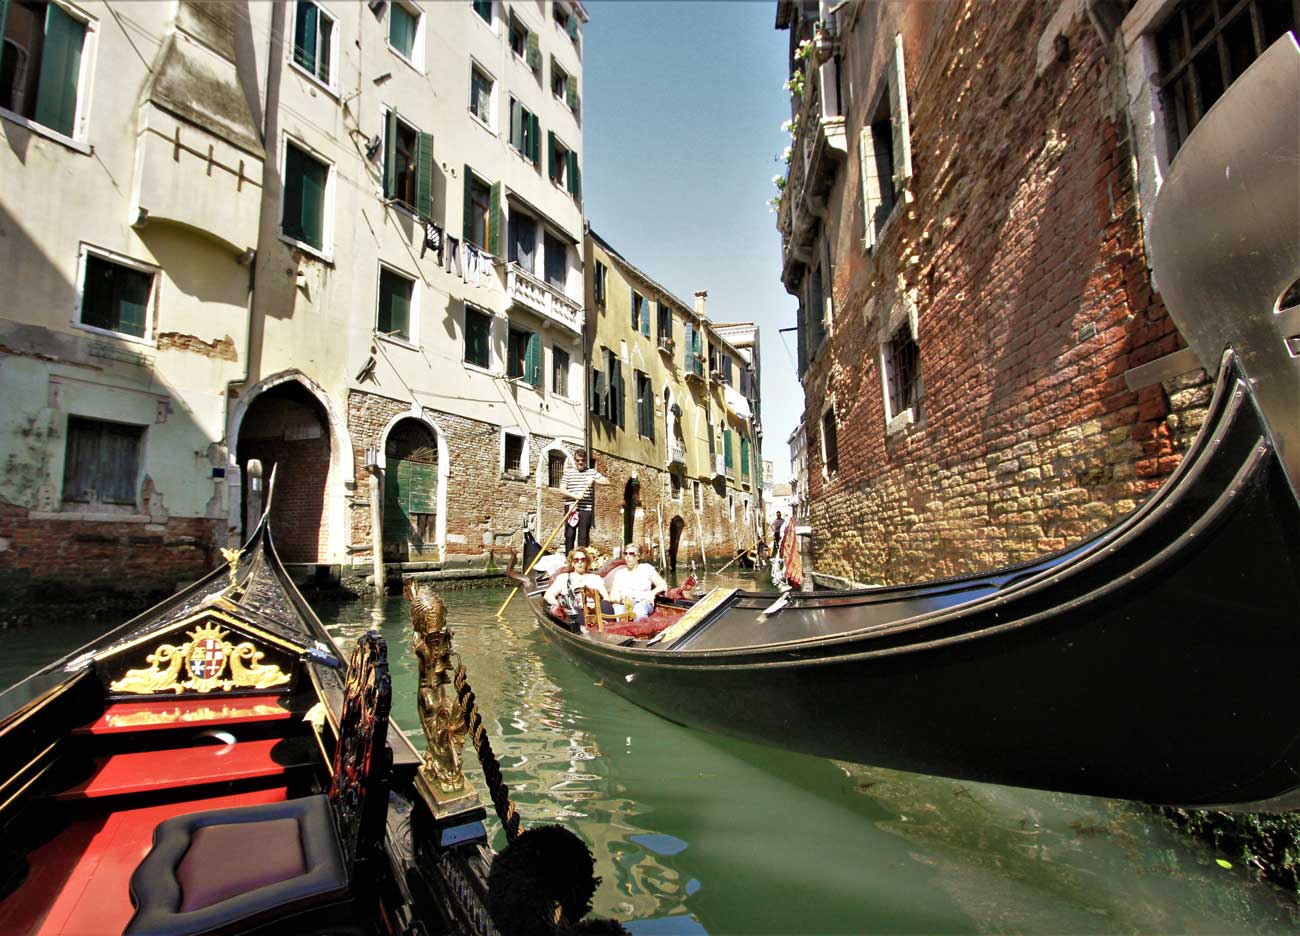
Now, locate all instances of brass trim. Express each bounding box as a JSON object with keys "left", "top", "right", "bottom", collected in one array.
[
  {"left": 0, "top": 761, "right": 56, "bottom": 816},
  {"left": 93, "top": 607, "right": 307, "bottom": 663},
  {"left": 0, "top": 670, "right": 91, "bottom": 740},
  {"left": 0, "top": 738, "right": 59, "bottom": 804}
]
